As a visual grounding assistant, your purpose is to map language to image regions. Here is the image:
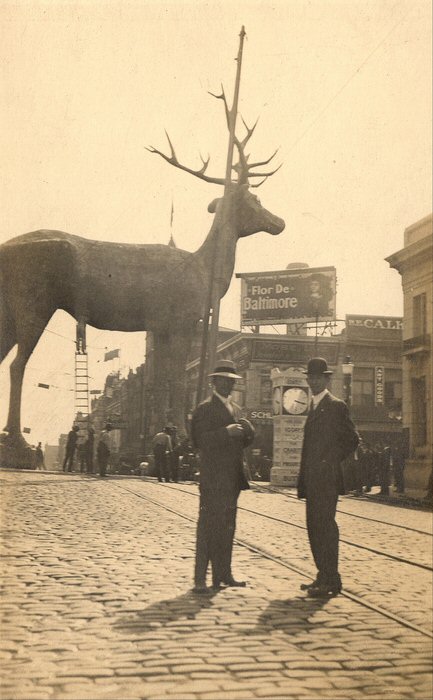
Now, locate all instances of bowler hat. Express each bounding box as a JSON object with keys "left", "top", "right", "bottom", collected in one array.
[
  {"left": 209, "top": 359, "right": 242, "bottom": 380},
  {"left": 302, "top": 357, "right": 333, "bottom": 375}
]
